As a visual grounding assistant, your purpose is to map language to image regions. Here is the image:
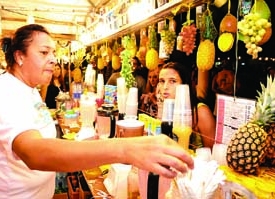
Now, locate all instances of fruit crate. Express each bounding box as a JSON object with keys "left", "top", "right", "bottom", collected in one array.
[
  {"left": 67, "top": 175, "right": 80, "bottom": 199},
  {"left": 52, "top": 193, "right": 68, "bottom": 199},
  {"left": 78, "top": 173, "right": 92, "bottom": 199}
]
